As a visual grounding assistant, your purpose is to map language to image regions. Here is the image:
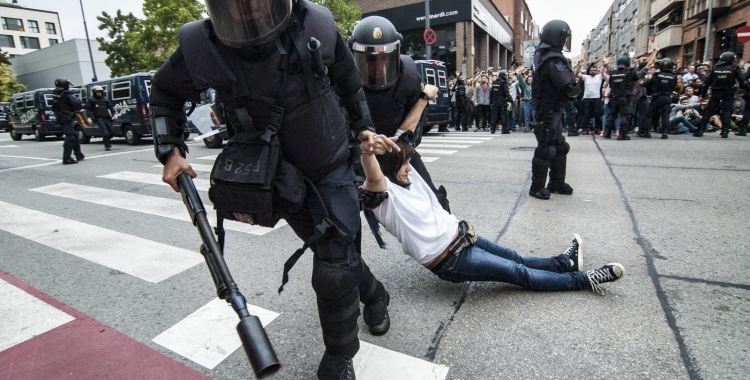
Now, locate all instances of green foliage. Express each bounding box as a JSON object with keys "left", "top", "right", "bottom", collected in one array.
[
  {"left": 97, "top": 0, "right": 205, "bottom": 77},
  {"left": 310, "top": 0, "right": 361, "bottom": 36},
  {"left": 0, "top": 49, "right": 11, "bottom": 66},
  {"left": 0, "top": 64, "right": 25, "bottom": 101}
]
